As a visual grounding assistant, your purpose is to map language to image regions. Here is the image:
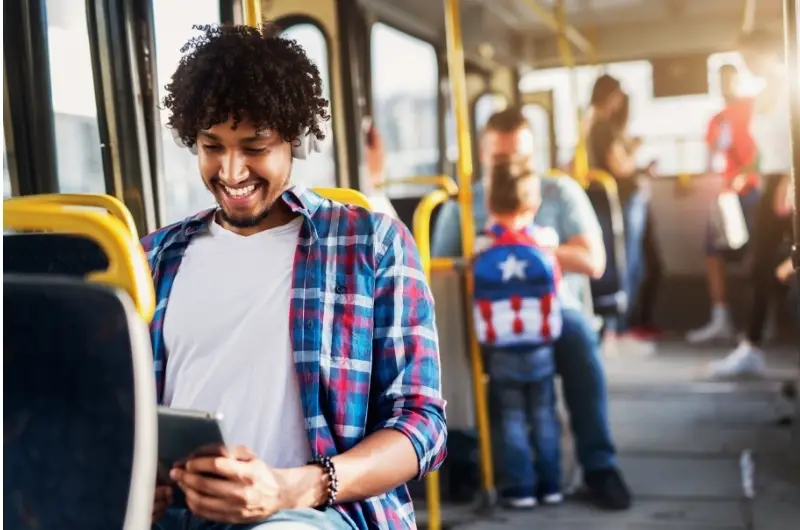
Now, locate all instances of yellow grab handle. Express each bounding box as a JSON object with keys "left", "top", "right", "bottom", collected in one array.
[
  {"left": 586, "top": 169, "right": 620, "bottom": 194},
  {"left": 5, "top": 193, "right": 139, "bottom": 240},
  {"left": 3, "top": 202, "right": 155, "bottom": 323},
  {"left": 378, "top": 175, "right": 459, "bottom": 196},
  {"left": 413, "top": 189, "right": 453, "bottom": 281},
  {"left": 312, "top": 188, "right": 373, "bottom": 210}
]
